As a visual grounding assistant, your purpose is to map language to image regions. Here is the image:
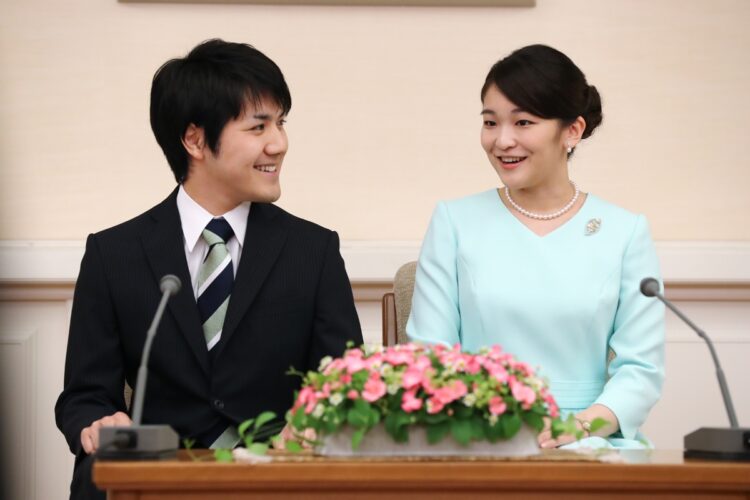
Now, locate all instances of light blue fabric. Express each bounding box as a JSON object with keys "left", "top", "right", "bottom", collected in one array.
[{"left": 406, "top": 189, "right": 665, "bottom": 447}]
